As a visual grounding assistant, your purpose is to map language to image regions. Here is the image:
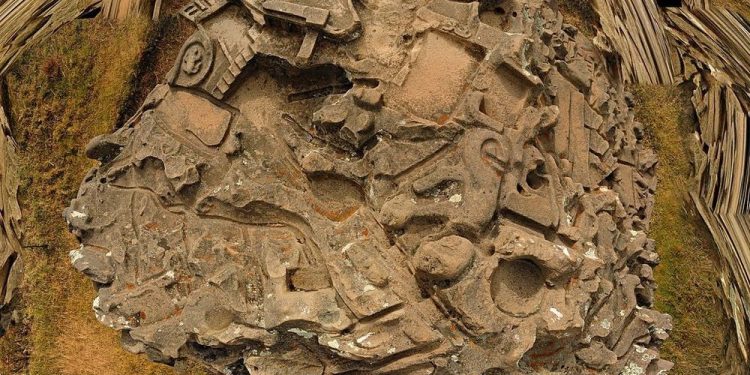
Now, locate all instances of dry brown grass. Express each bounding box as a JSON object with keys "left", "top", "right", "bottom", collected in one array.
[
  {"left": 0, "top": 15, "right": 207, "bottom": 375},
  {"left": 0, "top": 324, "right": 29, "bottom": 373},
  {"left": 118, "top": 13, "right": 195, "bottom": 124},
  {"left": 634, "top": 85, "right": 730, "bottom": 374},
  {"left": 557, "top": 0, "right": 599, "bottom": 37}
]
